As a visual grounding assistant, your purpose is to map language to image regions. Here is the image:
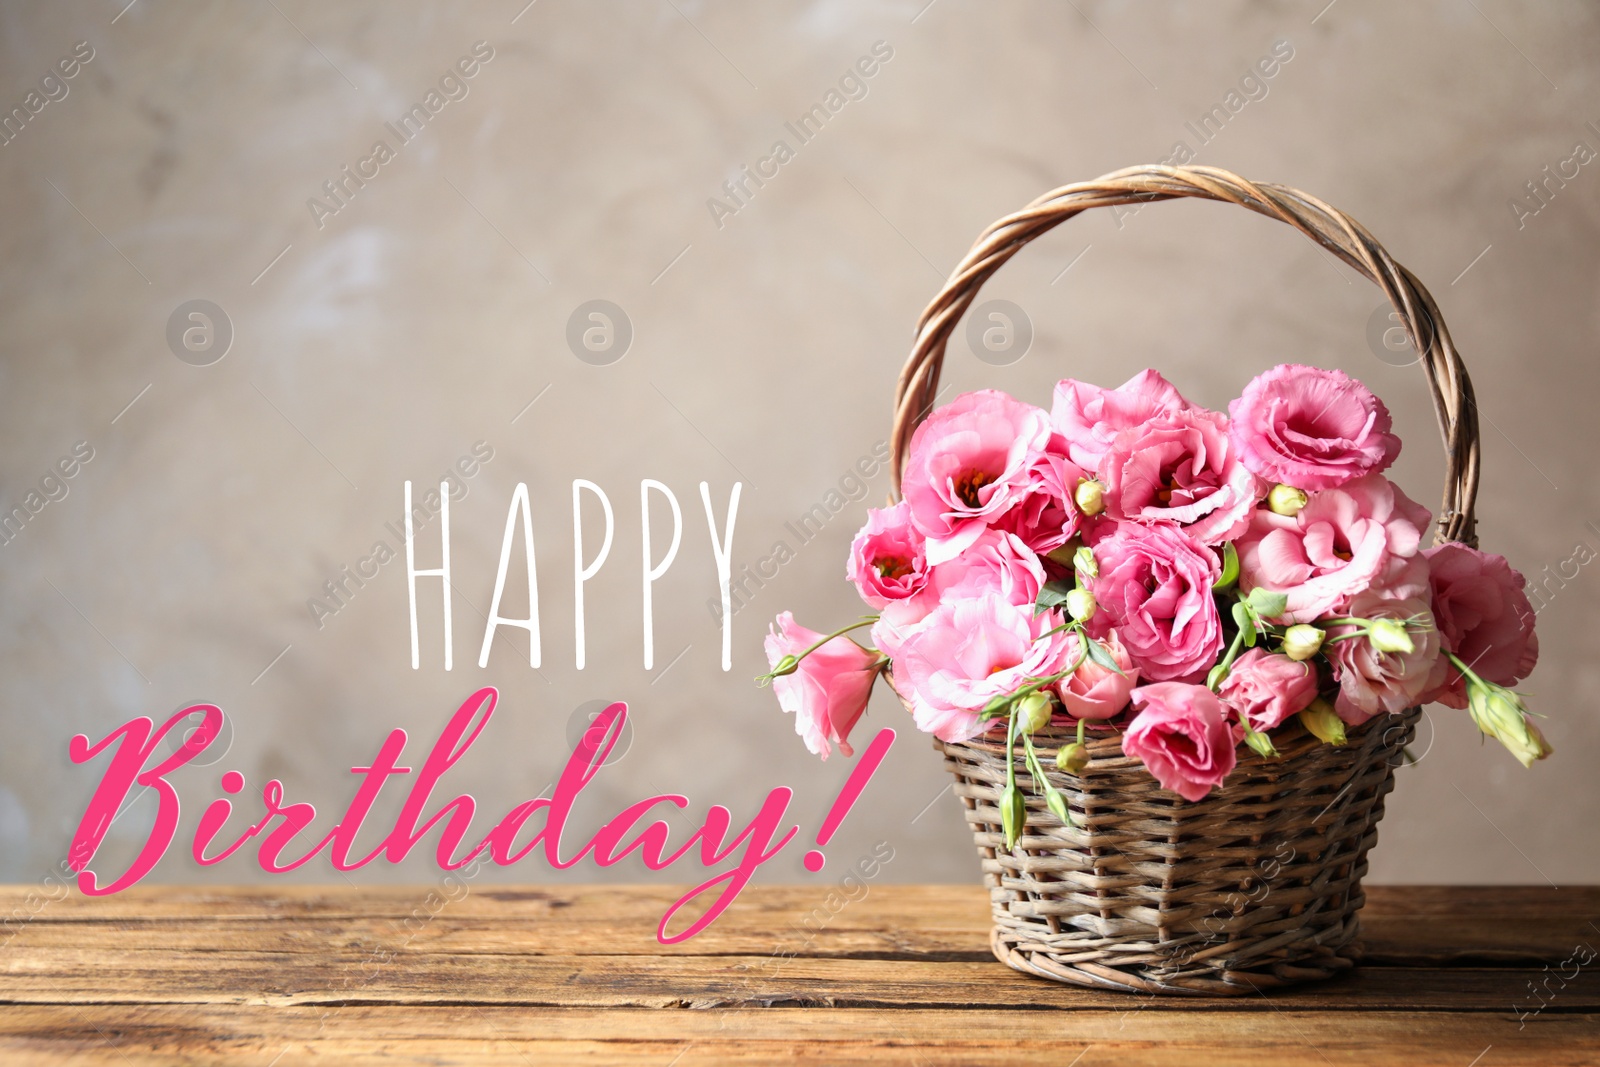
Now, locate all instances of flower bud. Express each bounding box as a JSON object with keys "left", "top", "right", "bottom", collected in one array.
[
  {"left": 1073, "top": 544, "right": 1098, "bottom": 580},
  {"left": 1367, "top": 618, "right": 1415, "bottom": 655},
  {"left": 1044, "top": 787, "right": 1075, "bottom": 828},
  {"left": 999, "top": 784, "right": 1025, "bottom": 849},
  {"left": 1267, "top": 483, "right": 1308, "bottom": 517},
  {"left": 1055, "top": 741, "right": 1090, "bottom": 775},
  {"left": 1297, "top": 697, "right": 1347, "bottom": 746},
  {"left": 1205, "top": 661, "right": 1230, "bottom": 691},
  {"left": 1466, "top": 681, "right": 1553, "bottom": 769},
  {"left": 1065, "top": 587, "right": 1097, "bottom": 624},
  {"left": 1074, "top": 478, "right": 1106, "bottom": 516},
  {"left": 1242, "top": 725, "right": 1279, "bottom": 759},
  {"left": 1017, "top": 691, "right": 1052, "bottom": 734},
  {"left": 757, "top": 654, "right": 801, "bottom": 685},
  {"left": 1281, "top": 624, "right": 1324, "bottom": 662}
]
